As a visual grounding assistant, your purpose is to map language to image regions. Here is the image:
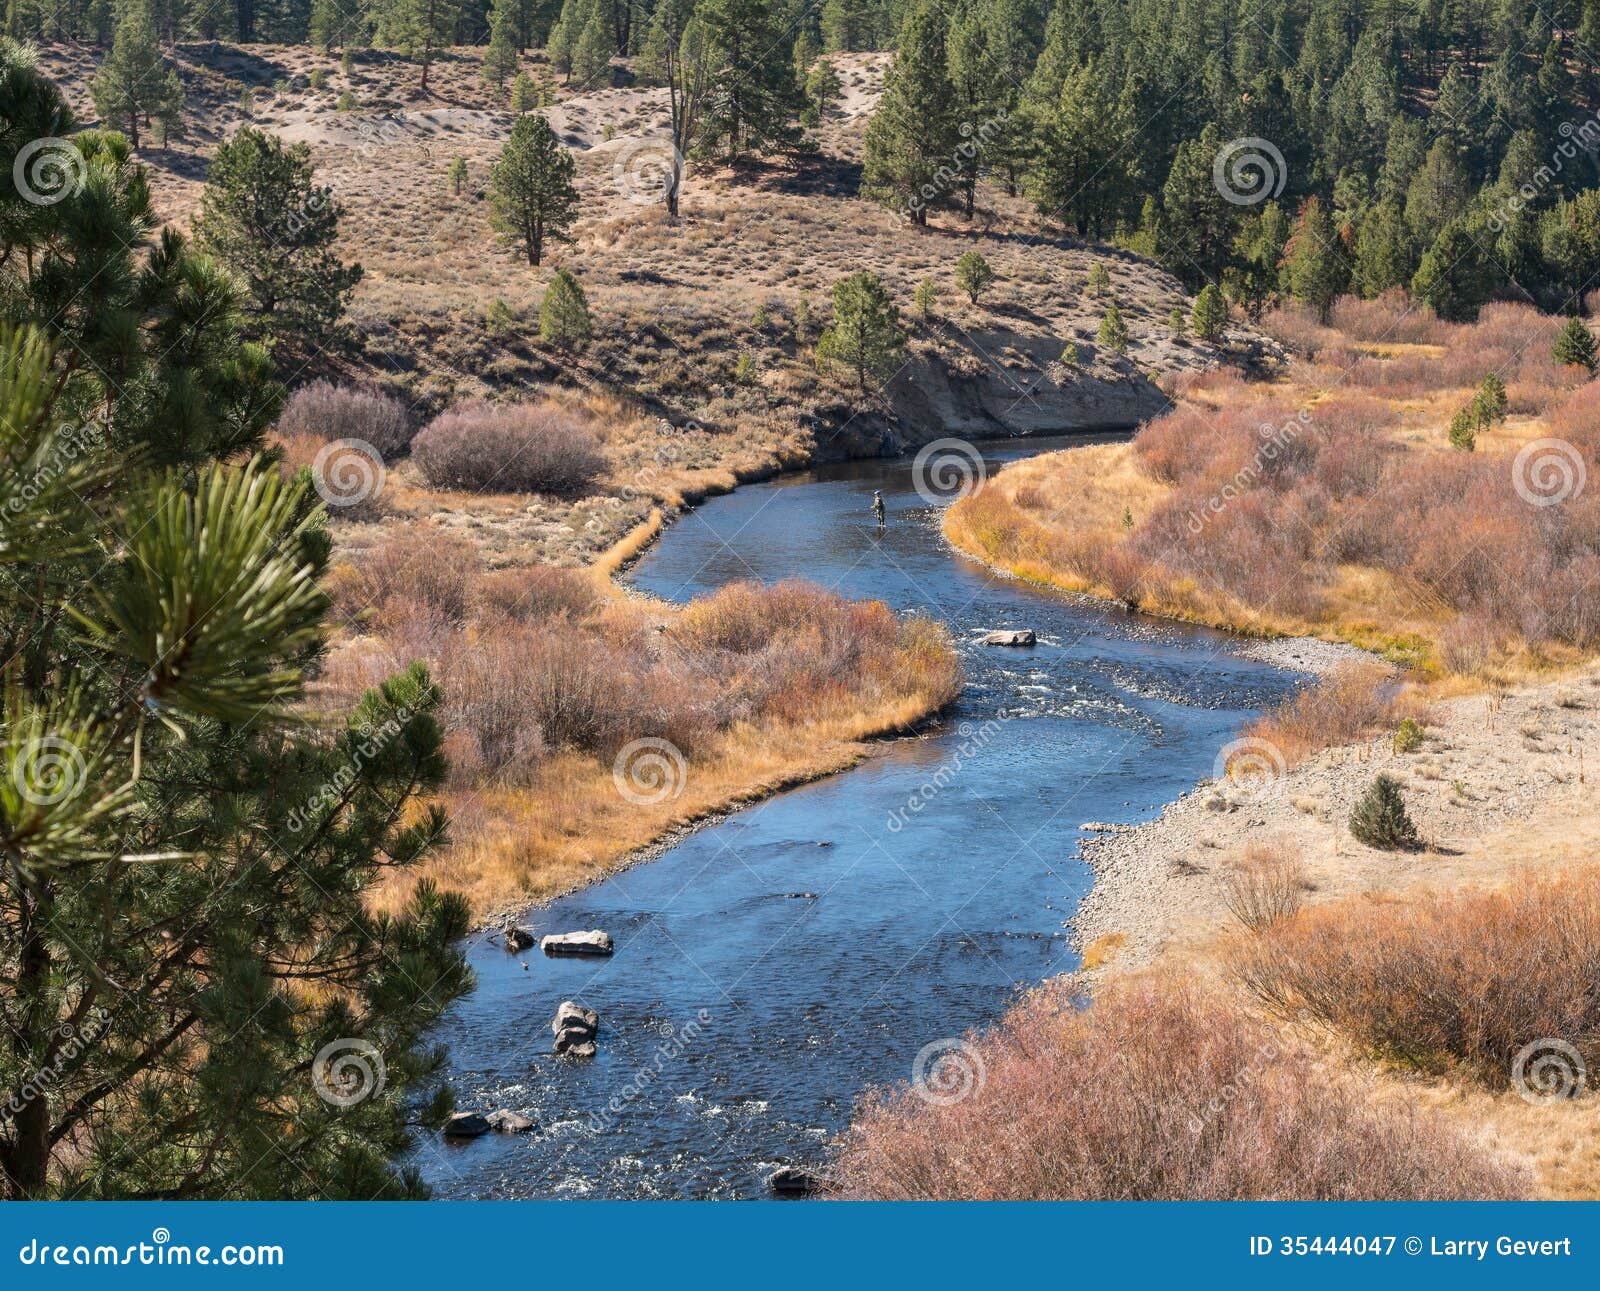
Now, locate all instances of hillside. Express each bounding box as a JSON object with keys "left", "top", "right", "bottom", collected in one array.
[{"left": 39, "top": 40, "right": 1226, "bottom": 567}]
